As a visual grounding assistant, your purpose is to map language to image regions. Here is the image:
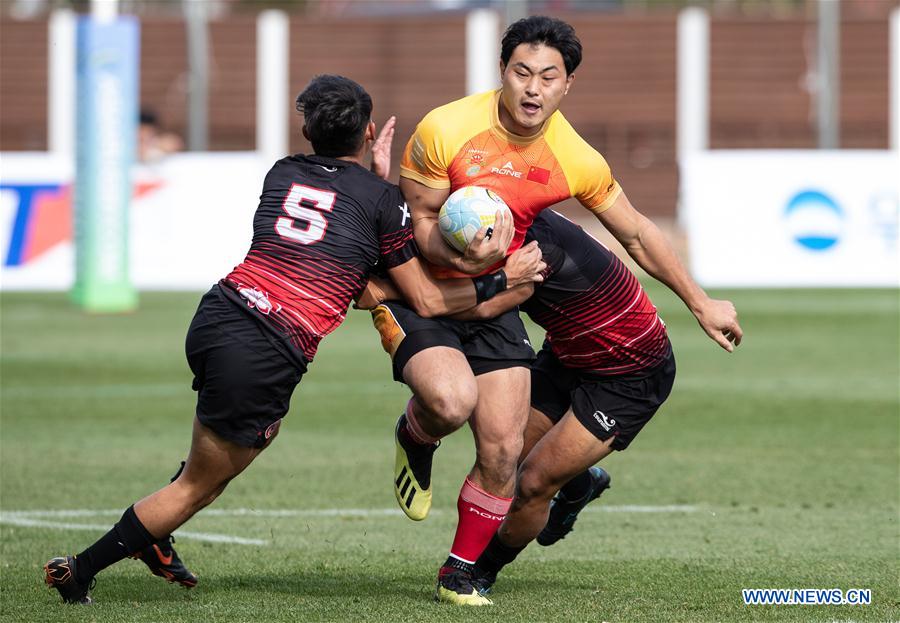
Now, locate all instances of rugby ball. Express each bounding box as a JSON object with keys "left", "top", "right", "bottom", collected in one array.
[{"left": 438, "top": 186, "right": 512, "bottom": 253}]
